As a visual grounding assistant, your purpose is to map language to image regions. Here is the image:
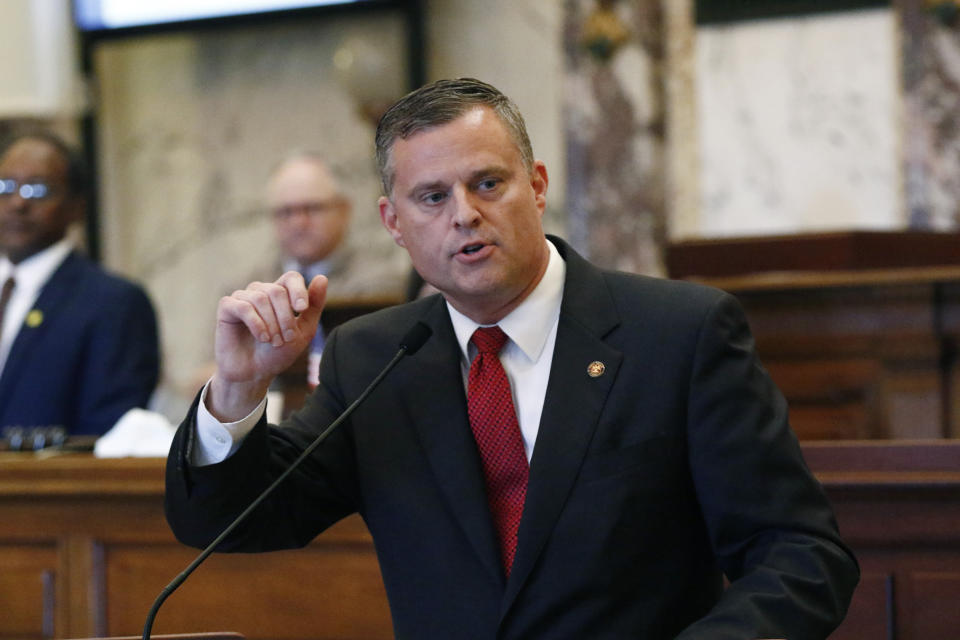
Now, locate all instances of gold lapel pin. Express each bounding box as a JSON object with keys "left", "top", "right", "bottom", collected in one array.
[
  {"left": 587, "top": 361, "right": 605, "bottom": 378},
  {"left": 25, "top": 309, "right": 44, "bottom": 328}
]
